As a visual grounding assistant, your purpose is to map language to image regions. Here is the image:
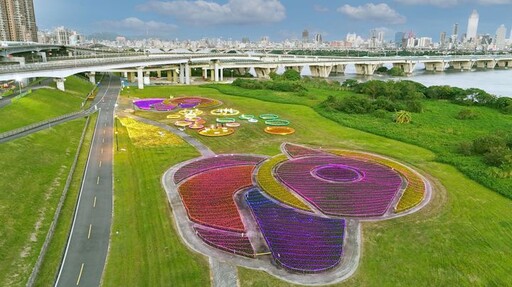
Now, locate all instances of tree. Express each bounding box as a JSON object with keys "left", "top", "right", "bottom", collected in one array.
[{"left": 281, "top": 69, "right": 301, "bottom": 81}]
